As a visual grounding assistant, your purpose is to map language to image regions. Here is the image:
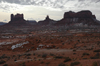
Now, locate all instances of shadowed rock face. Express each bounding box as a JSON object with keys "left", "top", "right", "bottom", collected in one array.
[
  {"left": 64, "top": 10, "right": 96, "bottom": 19},
  {"left": 56, "top": 10, "right": 99, "bottom": 26},
  {"left": 8, "top": 13, "right": 27, "bottom": 25},
  {"left": 3, "top": 10, "right": 100, "bottom": 27},
  {"left": 11, "top": 14, "right": 24, "bottom": 21},
  {"left": 38, "top": 15, "right": 56, "bottom": 25}
]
